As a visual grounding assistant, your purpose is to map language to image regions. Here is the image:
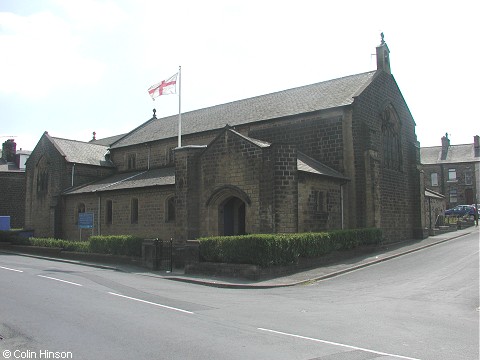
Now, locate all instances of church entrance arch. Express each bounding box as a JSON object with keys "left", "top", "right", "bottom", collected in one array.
[
  {"left": 206, "top": 185, "right": 250, "bottom": 236},
  {"left": 221, "top": 197, "right": 246, "bottom": 236}
]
